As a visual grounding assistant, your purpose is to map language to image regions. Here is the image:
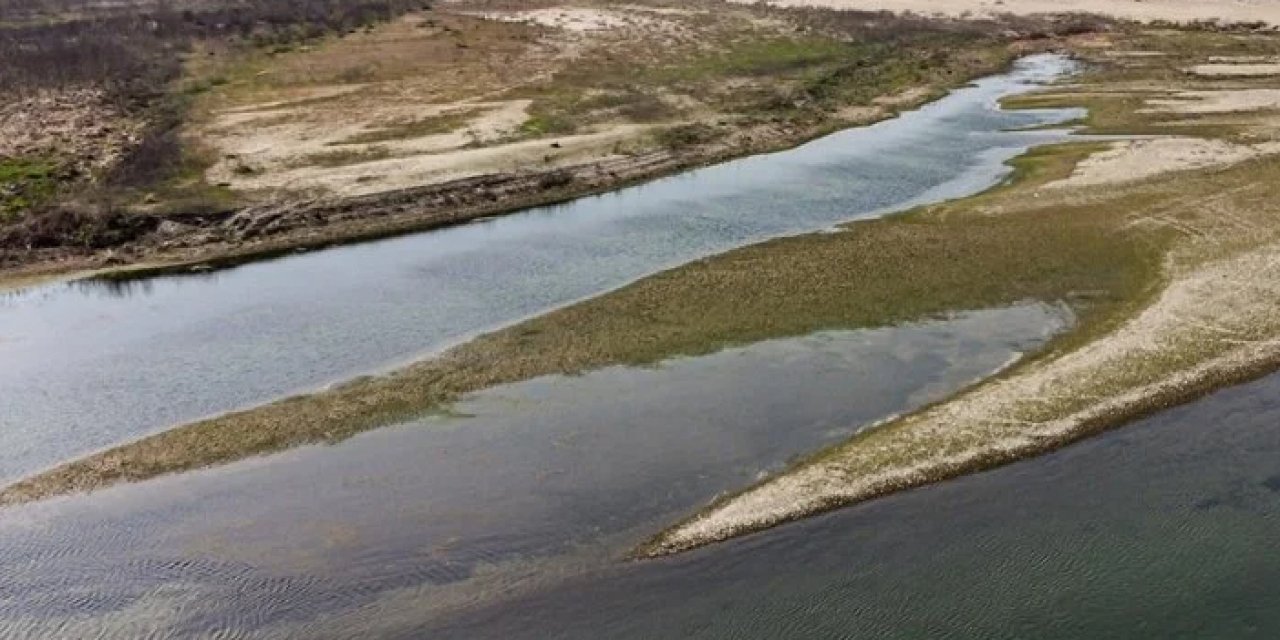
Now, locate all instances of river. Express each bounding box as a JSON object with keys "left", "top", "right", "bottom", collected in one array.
[
  {"left": 2, "top": 55, "right": 1214, "bottom": 639},
  {"left": 0, "top": 55, "right": 1079, "bottom": 483}
]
